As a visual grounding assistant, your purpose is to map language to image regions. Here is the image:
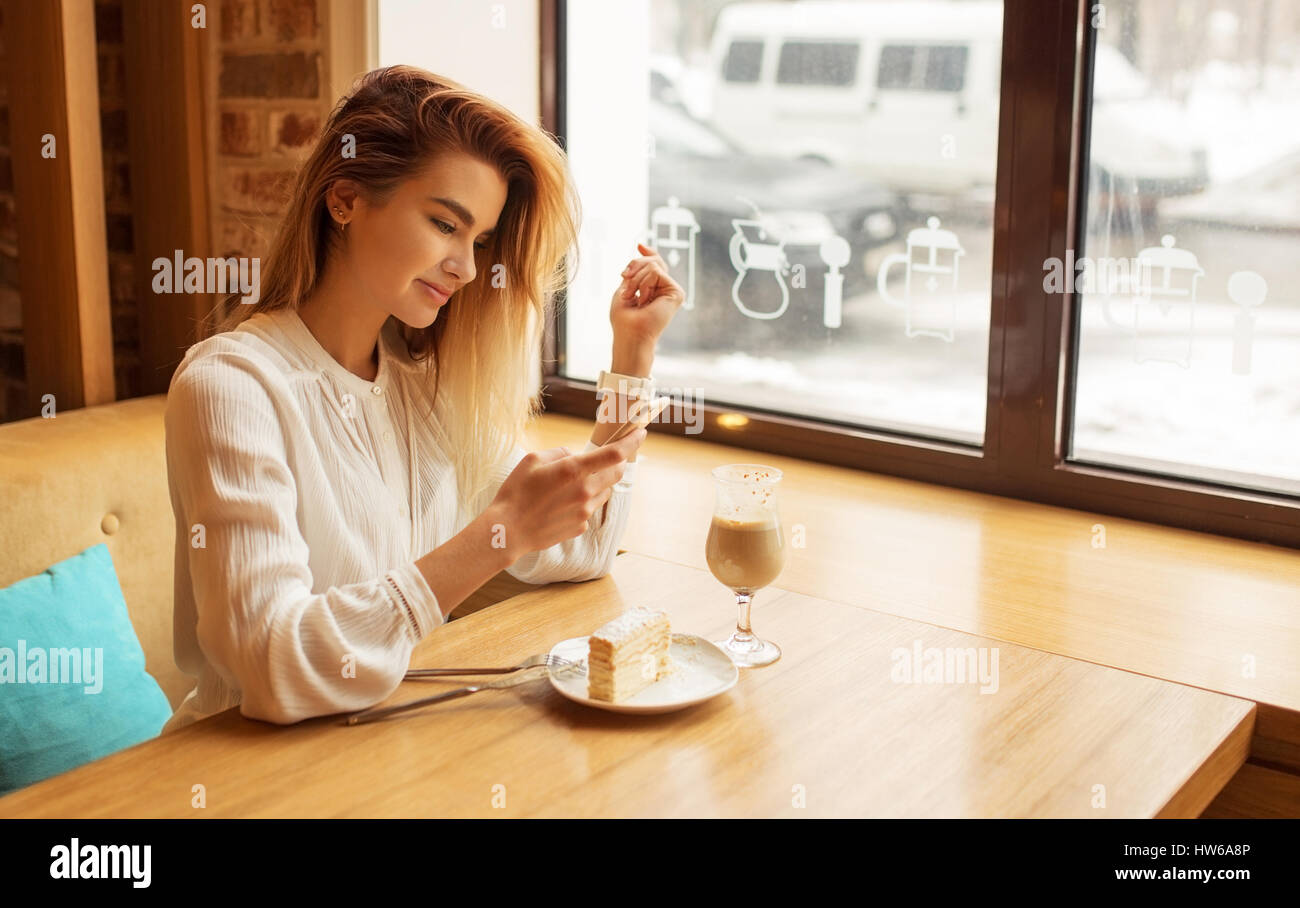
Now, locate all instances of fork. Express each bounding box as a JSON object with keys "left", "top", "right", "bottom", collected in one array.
[
  {"left": 403, "top": 653, "right": 567, "bottom": 679},
  {"left": 346, "top": 659, "right": 583, "bottom": 725}
]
